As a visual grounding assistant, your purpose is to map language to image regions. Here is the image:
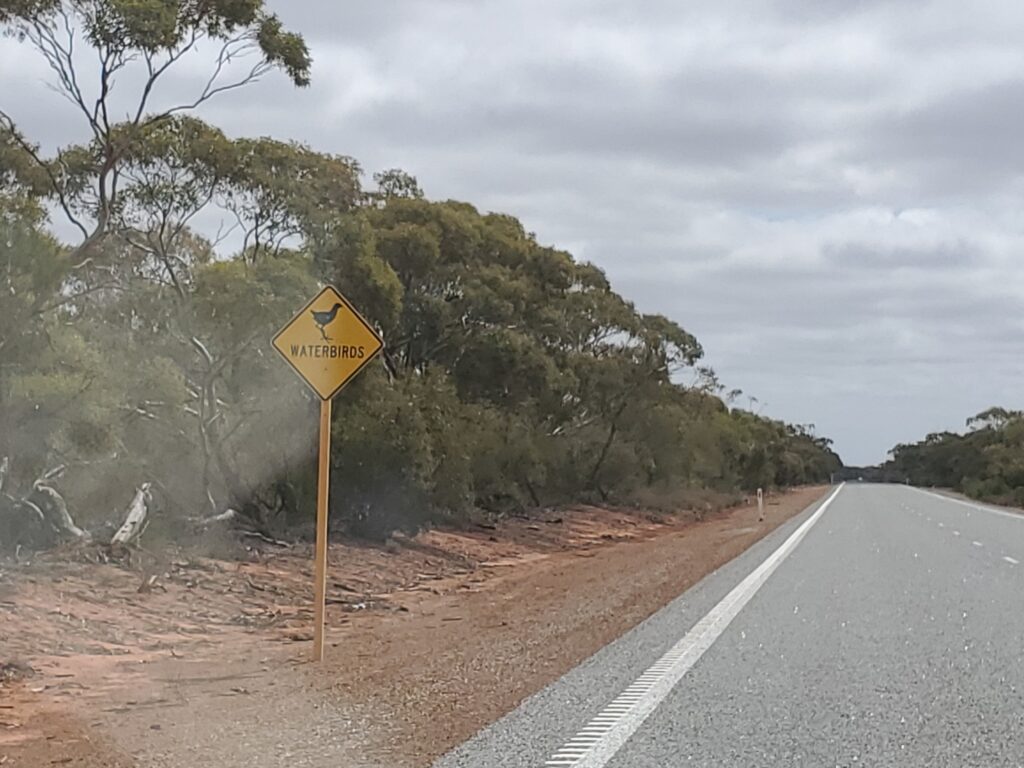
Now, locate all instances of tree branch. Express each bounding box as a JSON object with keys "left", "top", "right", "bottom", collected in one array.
[
  {"left": 132, "top": 27, "right": 201, "bottom": 125},
  {"left": 27, "top": 13, "right": 100, "bottom": 141},
  {"left": 157, "top": 36, "right": 273, "bottom": 120},
  {"left": 0, "top": 109, "right": 89, "bottom": 240}
]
